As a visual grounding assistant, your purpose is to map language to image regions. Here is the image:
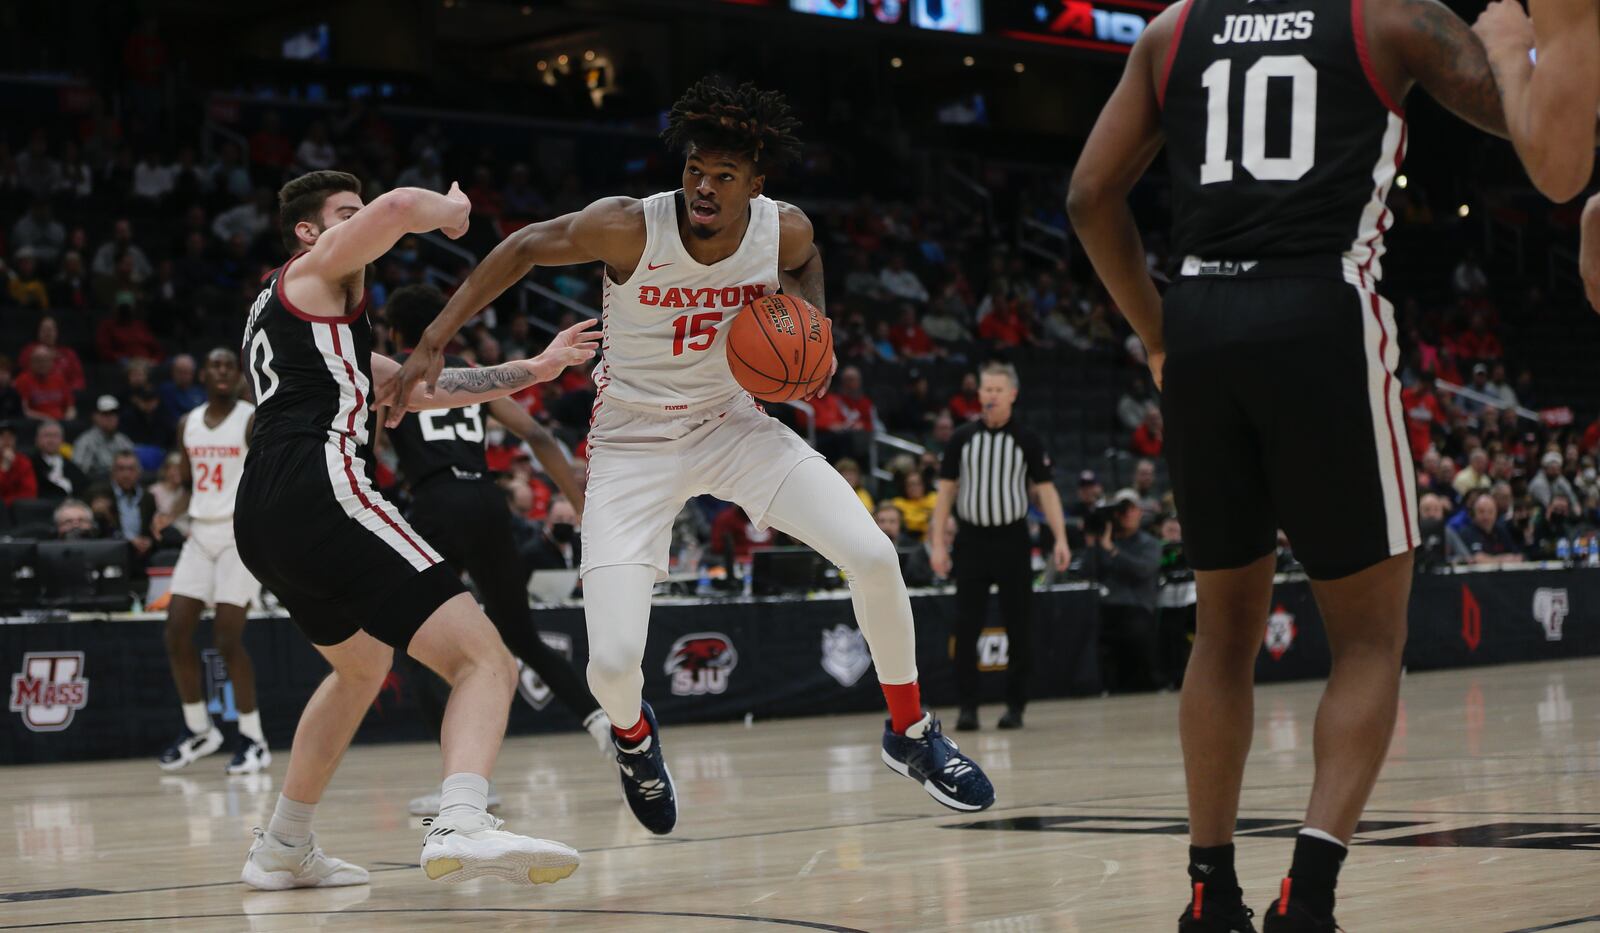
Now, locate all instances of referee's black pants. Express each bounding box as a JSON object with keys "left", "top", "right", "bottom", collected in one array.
[
  {"left": 404, "top": 478, "right": 600, "bottom": 739},
  {"left": 952, "top": 520, "right": 1033, "bottom": 711}
]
